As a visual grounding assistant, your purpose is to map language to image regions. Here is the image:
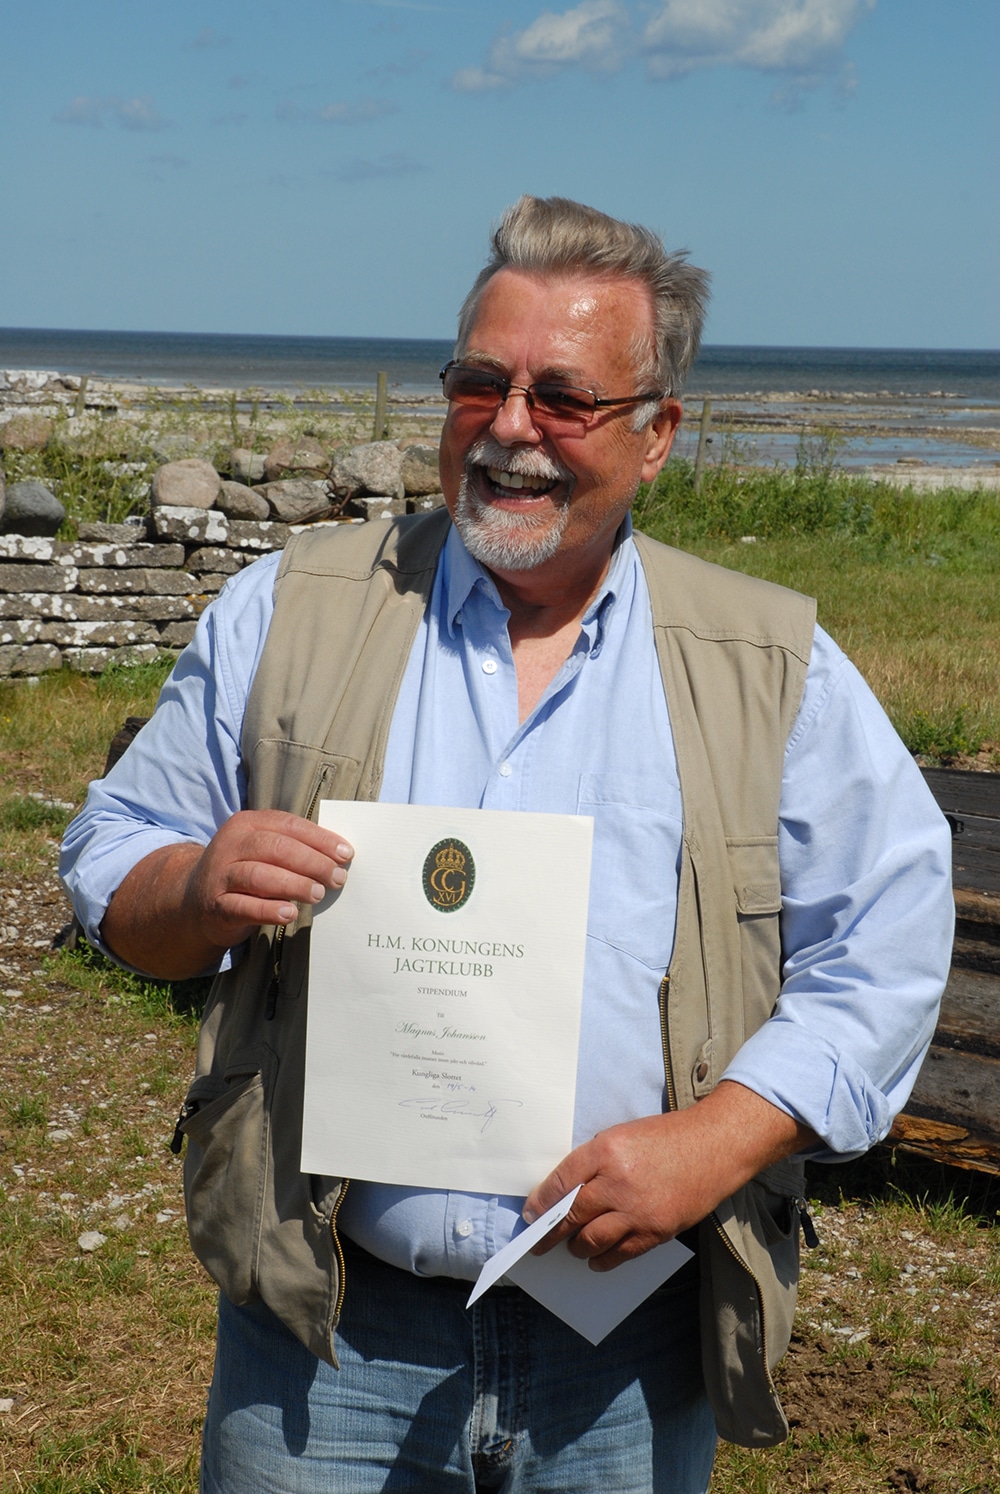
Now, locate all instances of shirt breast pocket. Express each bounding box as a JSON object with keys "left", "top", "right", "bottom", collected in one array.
[{"left": 577, "top": 772, "right": 683, "bottom": 972}]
